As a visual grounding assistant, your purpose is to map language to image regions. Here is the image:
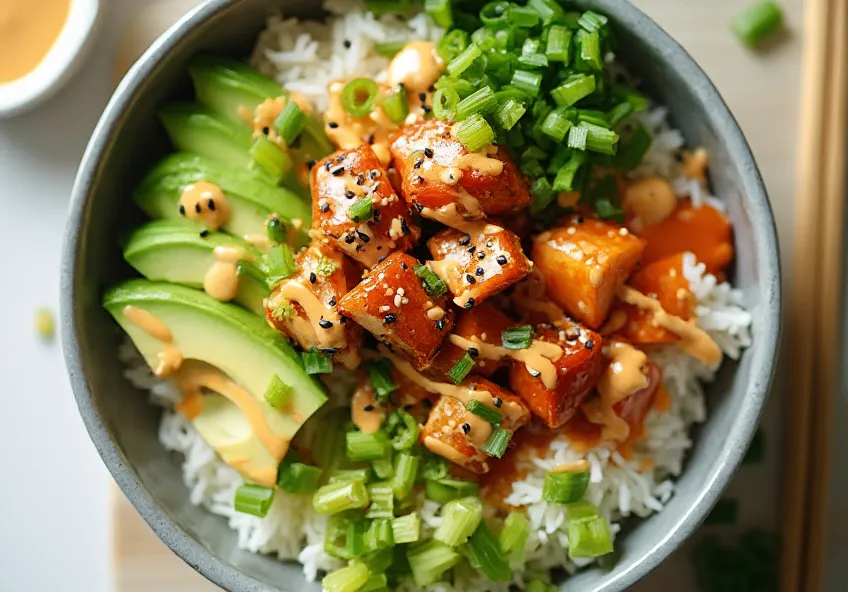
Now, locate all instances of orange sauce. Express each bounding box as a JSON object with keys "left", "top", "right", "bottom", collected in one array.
[
  {"left": 652, "top": 384, "right": 671, "bottom": 413},
  {"left": 0, "top": 0, "right": 71, "bottom": 83}
]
